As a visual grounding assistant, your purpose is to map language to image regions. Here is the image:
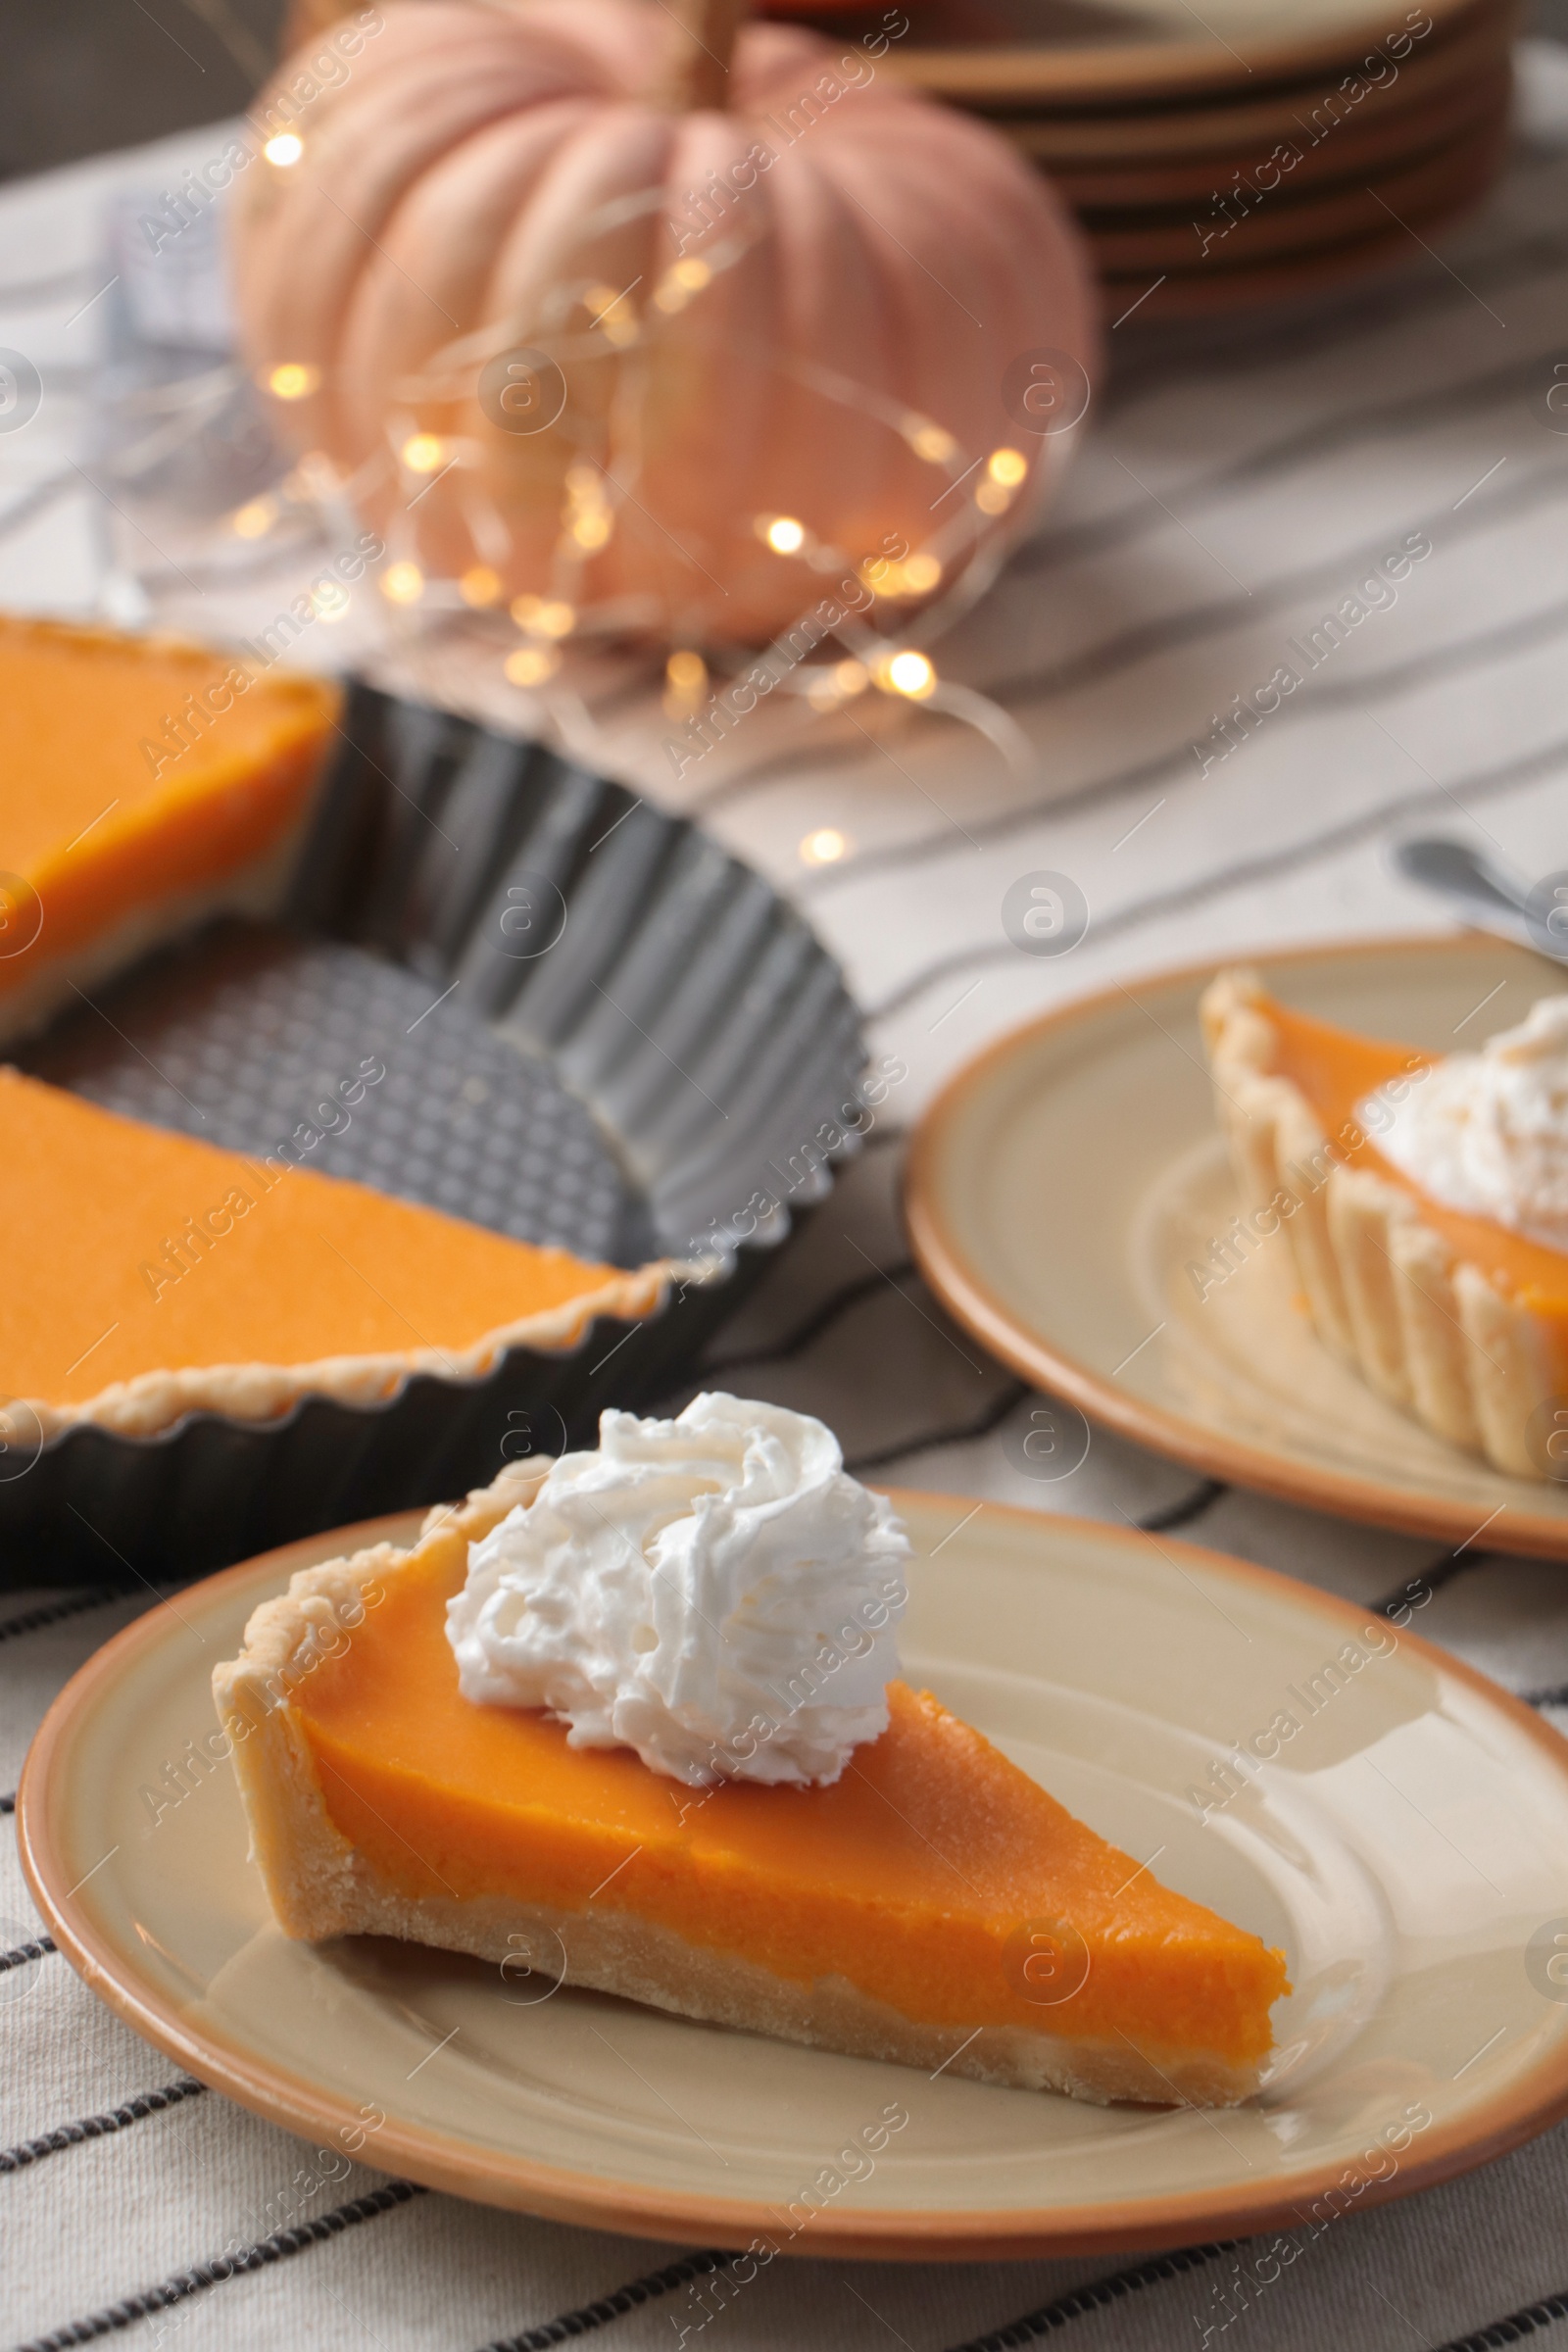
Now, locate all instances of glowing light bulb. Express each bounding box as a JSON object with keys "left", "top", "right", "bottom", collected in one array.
[
  {"left": 800, "top": 827, "right": 850, "bottom": 864},
  {"left": 264, "top": 132, "right": 303, "bottom": 167},
  {"left": 510, "top": 593, "right": 574, "bottom": 638},
  {"left": 561, "top": 463, "right": 612, "bottom": 550},
  {"left": 883, "top": 651, "right": 936, "bottom": 700},
  {"left": 988, "top": 446, "right": 1028, "bottom": 486},
  {"left": 974, "top": 478, "right": 1011, "bottom": 515},
  {"left": 380, "top": 561, "right": 424, "bottom": 605},
  {"left": 400, "top": 433, "right": 445, "bottom": 474},
  {"left": 904, "top": 417, "right": 956, "bottom": 465},
  {"left": 875, "top": 558, "right": 944, "bottom": 600},
  {"left": 760, "top": 514, "right": 806, "bottom": 556},
  {"left": 460, "top": 564, "right": 502, "bottom": 608},
  {"left": 313, "top": 580, "right": 349, "bottom": 621},
  {"left": 266, "top": 362, "right": 319, "bottom": 401},
  {"left": 663, "top": 648, "right": 707, "bottom": 716},
  {"left": 586, "top": 283, "right": 638, "bottom": 347},
  {"left": 654, "top": 256, "right": 712, "bottom": 314},
  {"left": 506, "top": 644, "right": 561, "bottom": 686},
  {"left": 805, "top": 658, "right": 869, "bottom": 711},
  {"left": 230, "top": 497, "right": 275, "bottom": 539}
]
